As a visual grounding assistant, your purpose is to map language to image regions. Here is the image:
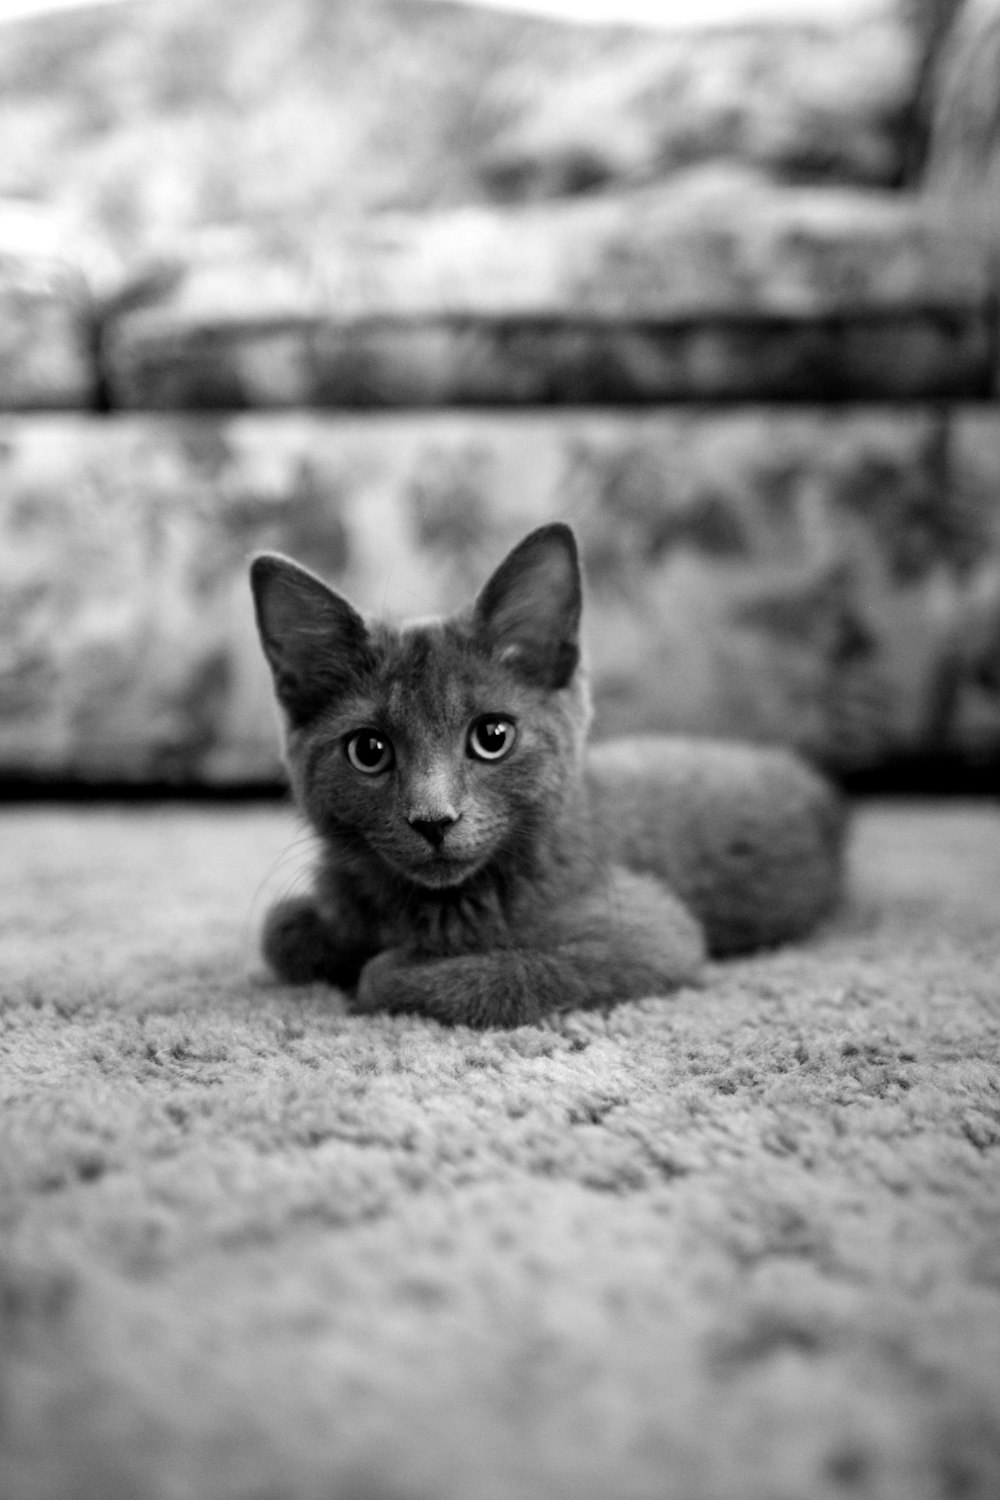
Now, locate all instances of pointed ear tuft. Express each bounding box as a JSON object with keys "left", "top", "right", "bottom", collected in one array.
[
  {"left": 473, "top": 523, "right": 582, "bottom": 689},
  {"left": 250, "top": 553, "right": 370, "bottom": 726}
]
